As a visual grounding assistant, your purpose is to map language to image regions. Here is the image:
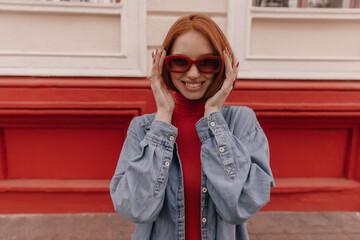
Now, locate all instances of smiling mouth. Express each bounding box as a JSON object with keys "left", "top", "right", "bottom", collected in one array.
[{"left": 183, "top": 82, "right": 204, "bottom": 88}]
